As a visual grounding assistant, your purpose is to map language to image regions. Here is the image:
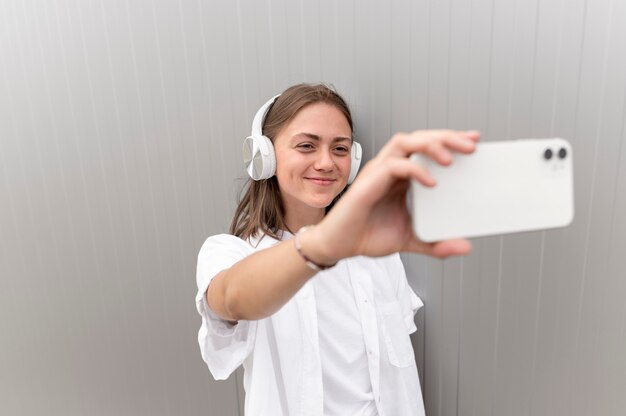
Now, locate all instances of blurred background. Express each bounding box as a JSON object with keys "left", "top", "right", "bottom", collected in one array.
[{"left": 1, "top": 0, "right": 625, "bottom": 415}]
